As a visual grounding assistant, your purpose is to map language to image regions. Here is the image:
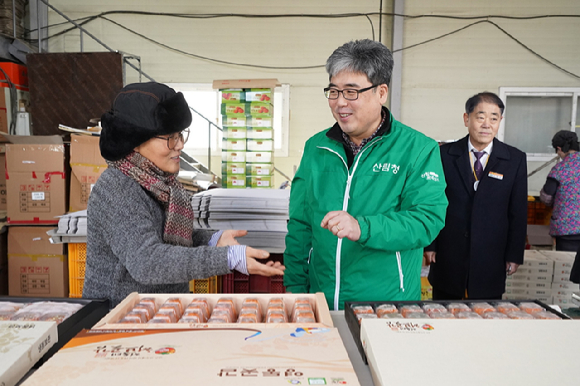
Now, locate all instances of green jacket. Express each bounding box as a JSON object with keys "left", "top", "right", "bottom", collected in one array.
[{"left": 284, "top": 112, "right": 448, "bottom": 310}]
